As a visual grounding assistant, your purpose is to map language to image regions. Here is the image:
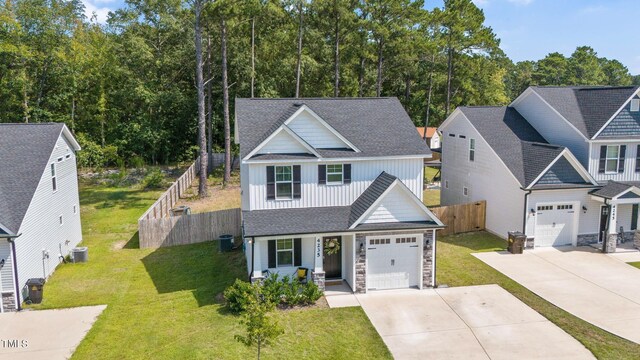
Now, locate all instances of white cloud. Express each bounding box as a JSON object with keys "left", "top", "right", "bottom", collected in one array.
[
  {"left": 82, "top": 0, "right": 112, "bottom": 24},
  {"left": 472, "top": 0, "right": 489, "bottom": 6},
  {"left": 507, "top": 0, "right": 533, "bottom": 5}
]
